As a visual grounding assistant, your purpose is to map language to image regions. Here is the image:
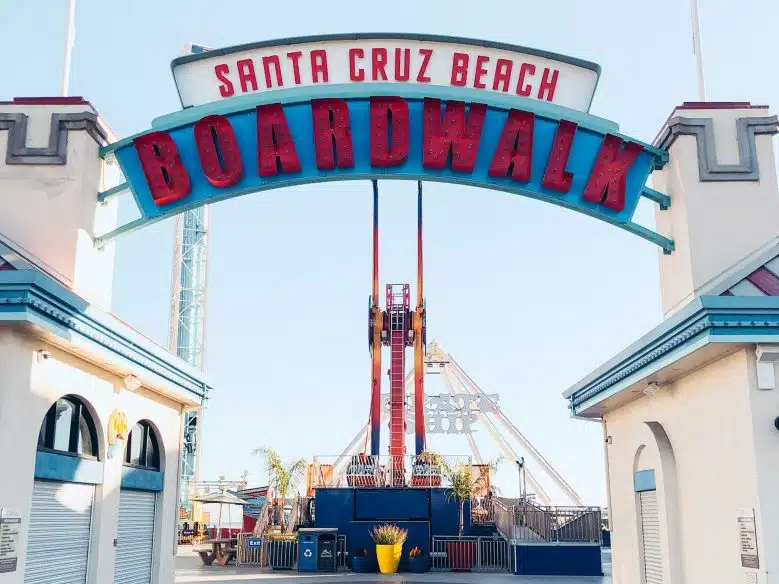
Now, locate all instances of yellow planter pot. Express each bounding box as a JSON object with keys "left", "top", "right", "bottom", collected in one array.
[{"left": 376, "top": 543, "right": 403, "bottom": 574}]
